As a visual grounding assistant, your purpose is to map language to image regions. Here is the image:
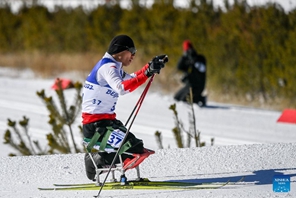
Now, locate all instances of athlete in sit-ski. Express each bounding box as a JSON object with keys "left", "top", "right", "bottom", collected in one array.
[{"left": 82, "top": 34, "right": 168, "bottom": 180}]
